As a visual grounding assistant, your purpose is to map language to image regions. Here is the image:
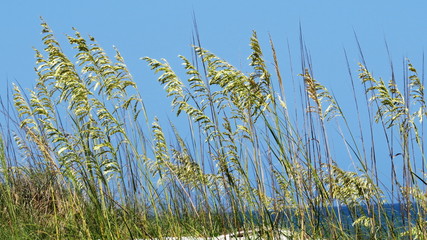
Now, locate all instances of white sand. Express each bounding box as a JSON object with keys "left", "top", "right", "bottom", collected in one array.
[
  {"left": 140, "top": 229, "right": 292, "bottom": 239},
  {"left": 139, "top": 228, "right": 328, "bottom": 239}
]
